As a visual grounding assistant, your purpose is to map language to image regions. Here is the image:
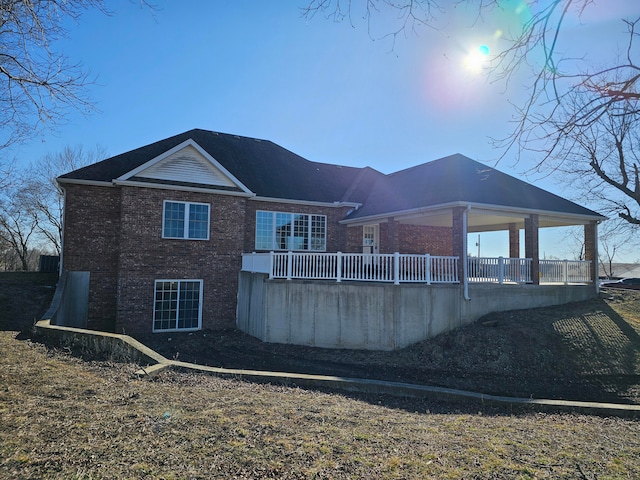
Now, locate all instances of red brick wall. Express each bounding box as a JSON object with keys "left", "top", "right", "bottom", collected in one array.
[
  {"left": 452, "top": 207, "right": 466, "bottom": 281},
  {"left": 509, "top": 223, "right": 520, "bottom": 258},
  {"left": 63, "top": 182, "right": 459, "bottom": 336},
  {"left": 62, "top": 184, "right": 121, "bottom": 331},
  {"left": 584, "top": 222, "right": 598, "bottom": 285},
  {"left": 345, "top": 223, "right": 452, "bottom": 255},
  {"left": 398, "top": 224, "right": 453, "bottom": 255},
  {"left": 345, "top": 225, "right": 364, "bottom": 253},
  {"left": 115, "top": 187, "right": 247, "bottom": 336}
]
